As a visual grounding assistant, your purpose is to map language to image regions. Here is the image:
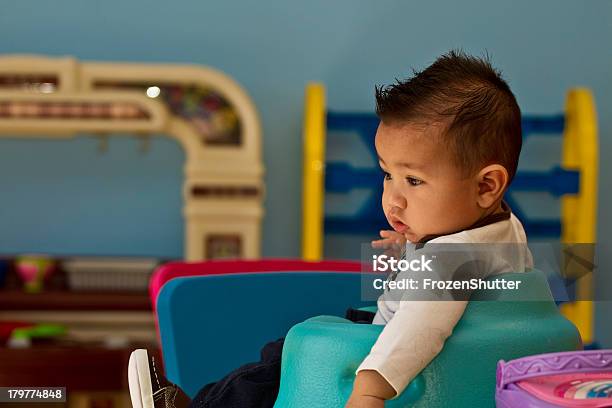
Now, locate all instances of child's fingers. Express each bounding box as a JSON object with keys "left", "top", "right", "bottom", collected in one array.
[
  {"left": 372, "top": 239, "right": 397, "bottom": 248},
  {"left": 379, "top": 230, "right": 394, "bottom": 238},
  {"left": 380, "top": 230, "right": 407, "bottom": 243},
  {"left": 372, "top": 238, "right": 405, "bottom": 249},
  {"left": 371, "top": 239, "right": 388, "bottom": 248}
]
